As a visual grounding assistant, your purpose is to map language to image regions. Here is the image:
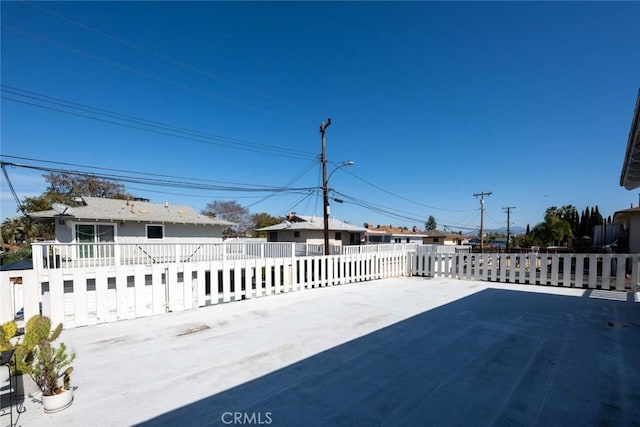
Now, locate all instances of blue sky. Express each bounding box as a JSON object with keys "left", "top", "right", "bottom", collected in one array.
[{"left": 1, "top": 1, "right": 639, "bottom": 233}]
